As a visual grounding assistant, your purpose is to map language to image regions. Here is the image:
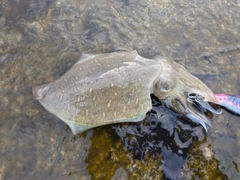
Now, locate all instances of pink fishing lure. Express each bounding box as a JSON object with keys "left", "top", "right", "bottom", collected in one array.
[{"left": 215, "top": 94, "right": 240, "bottom": 115}]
